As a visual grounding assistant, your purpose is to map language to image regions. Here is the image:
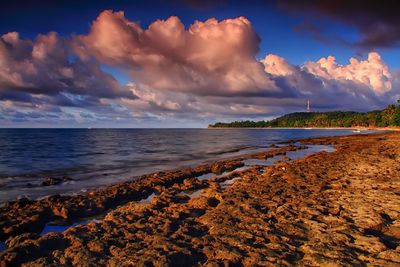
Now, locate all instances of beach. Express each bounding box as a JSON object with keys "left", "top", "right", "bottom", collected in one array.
[{"left": 1, "top": 131, "right": 400, "bottom": 266}]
